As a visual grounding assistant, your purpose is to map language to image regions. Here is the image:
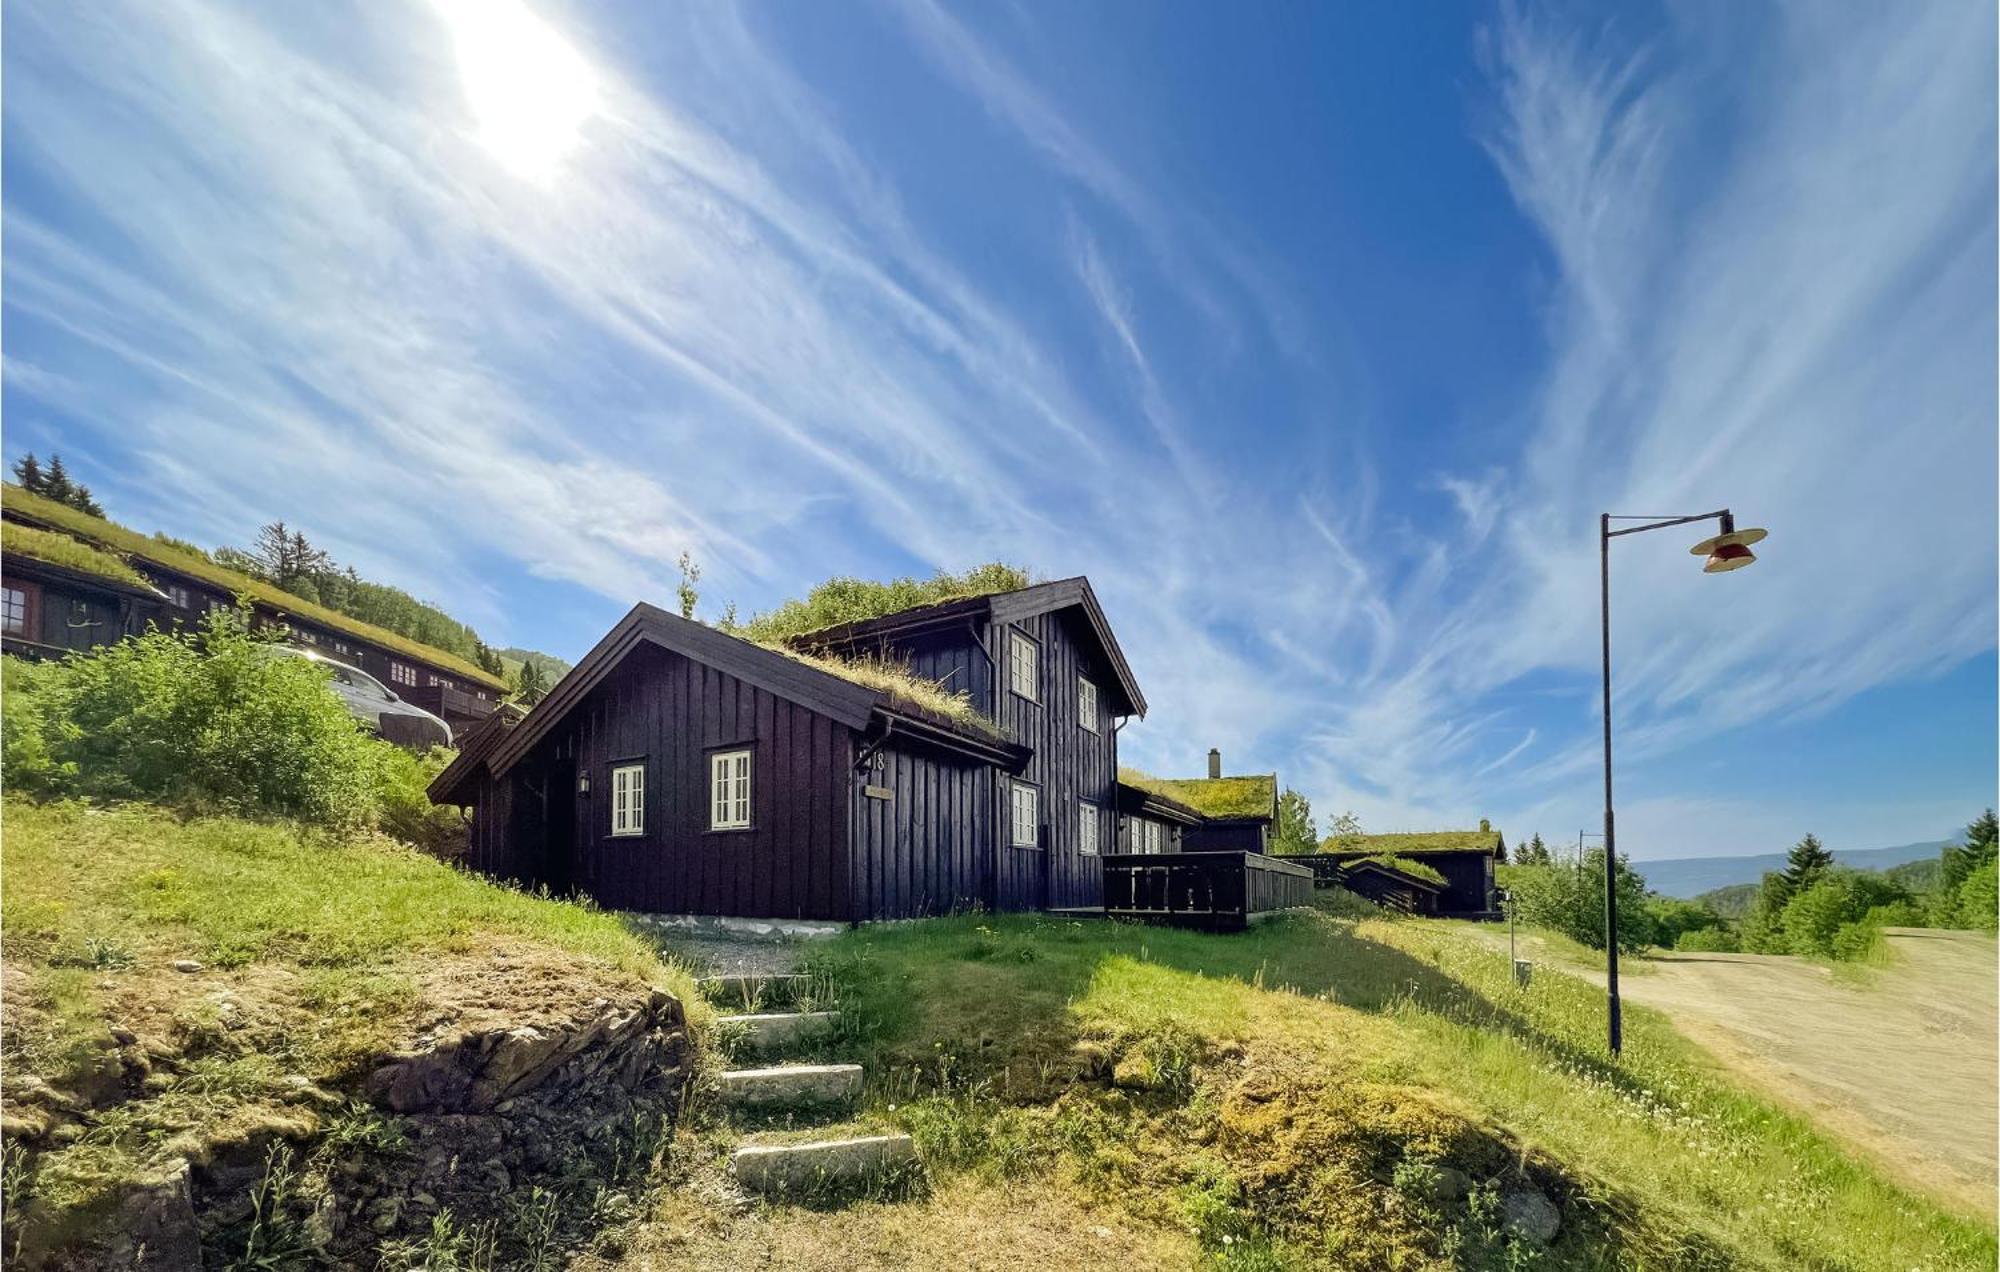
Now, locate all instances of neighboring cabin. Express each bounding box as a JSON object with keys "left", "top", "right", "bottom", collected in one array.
[
  {"left": 1301, "top": 823, "right": 1506, "bottom": 918},
  {"left": 1117, "top": 753, "right": 1280, "bottom": 853},
  {"left": 0, "top": 485, "right": 505, "bottom": 732}
]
